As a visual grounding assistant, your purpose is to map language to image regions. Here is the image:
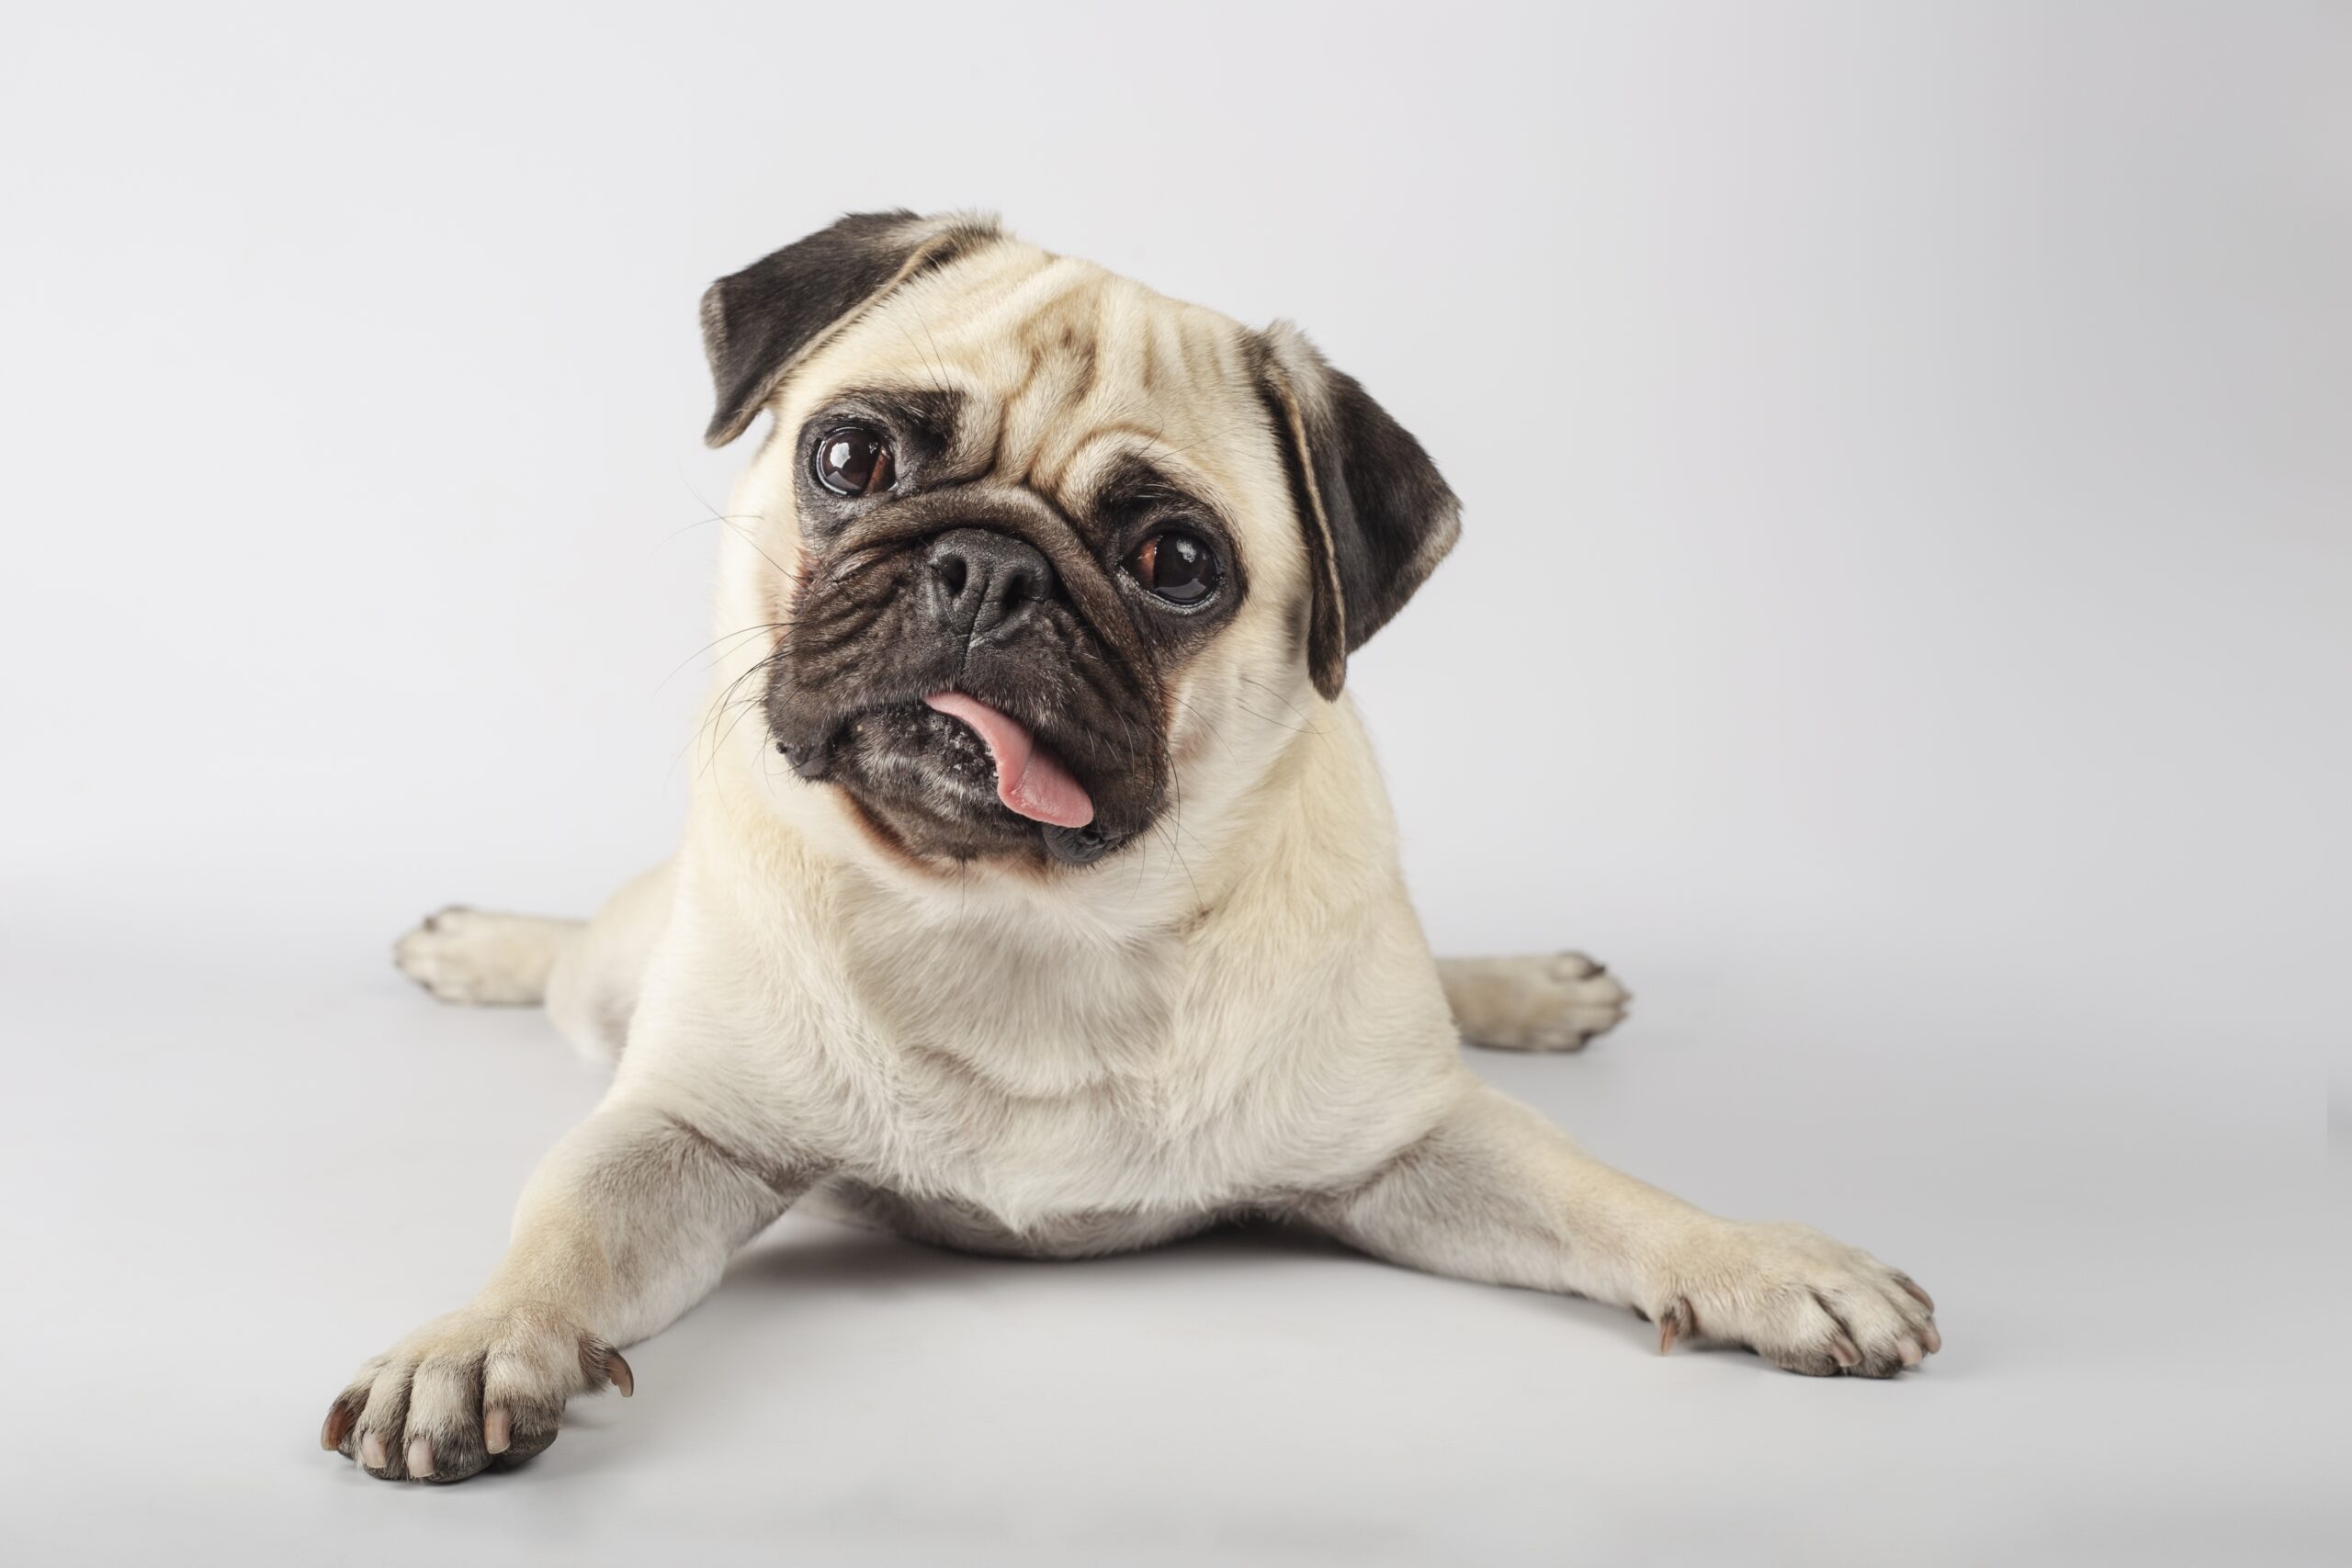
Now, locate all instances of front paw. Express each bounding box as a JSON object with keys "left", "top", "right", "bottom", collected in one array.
[
  {"left": 319, "top": 1301, "right": 633, "bottom": 1483},
  {"left": 1653, "top": 1222, "right": 1939, "bottom": 1379}
]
